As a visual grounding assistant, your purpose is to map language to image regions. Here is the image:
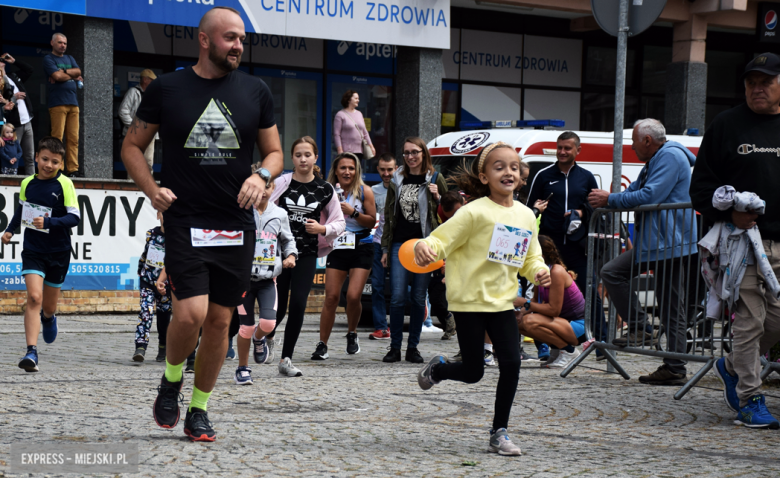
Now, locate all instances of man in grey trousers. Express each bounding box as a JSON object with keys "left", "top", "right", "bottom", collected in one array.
[{"left": 690, "top": 53, "right": 780, "bottom": 429}]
